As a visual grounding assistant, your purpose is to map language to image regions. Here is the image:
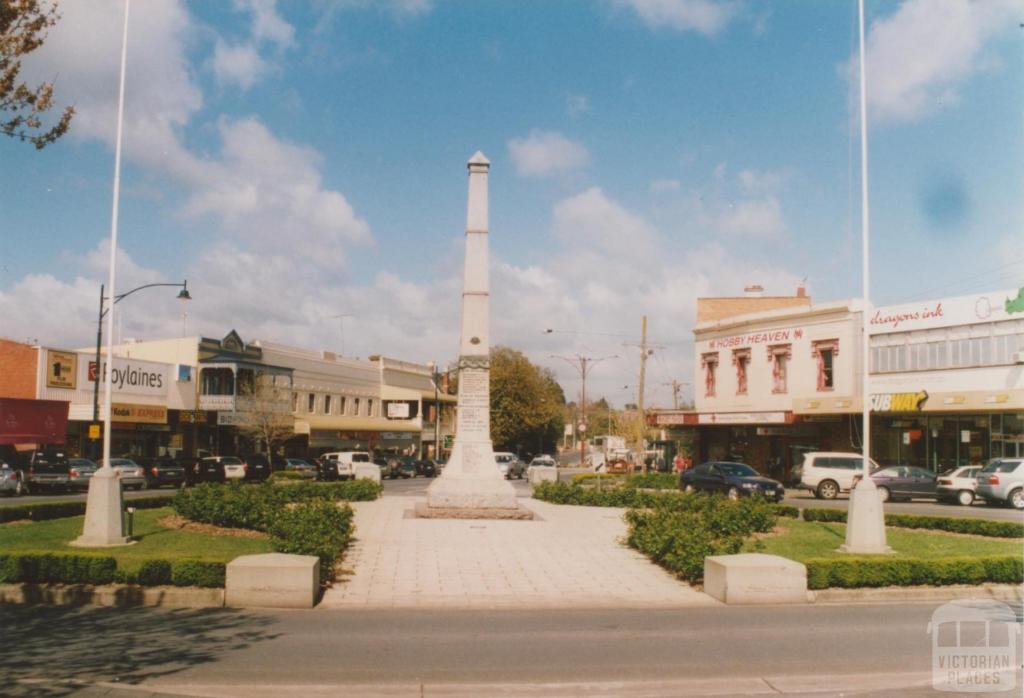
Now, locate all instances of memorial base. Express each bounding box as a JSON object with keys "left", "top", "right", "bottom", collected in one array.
[
  {"left": 424, "top": 440, "right": 523, "bottom": 516},
  {"left": 70, "top": 468, "right": 133, "bottom": 548}
]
